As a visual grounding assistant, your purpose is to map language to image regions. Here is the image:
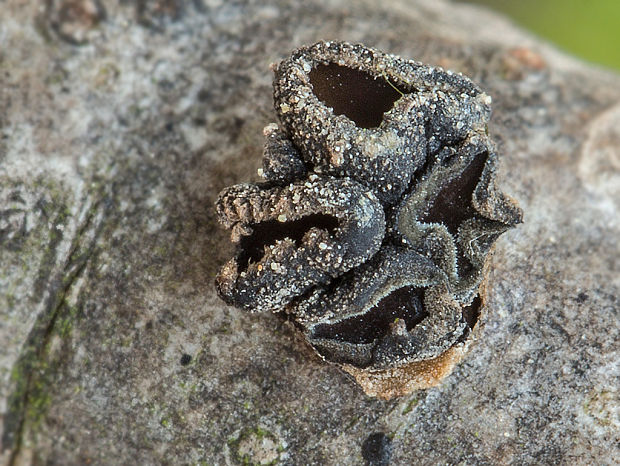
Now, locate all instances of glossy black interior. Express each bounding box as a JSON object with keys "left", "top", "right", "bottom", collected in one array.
[
  {"left": 237, "top": 214, "right": 339, "bottom": 270},
  {"left": 420, "top": 151, "right": 488, "bottom": 235},
  {"left": 311, "top": 286, "right": 428, "bottom": 344},
  {"left": 462, "top": 295, "right": 482, "bottom": 329},
  {"left": 309, "top": 63, "right": 407, "bottom": 128}
]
